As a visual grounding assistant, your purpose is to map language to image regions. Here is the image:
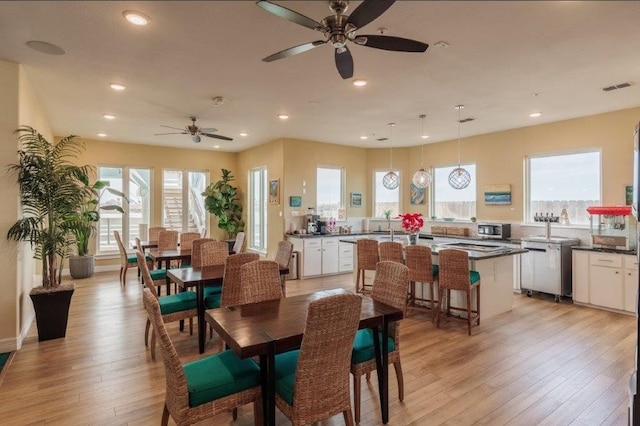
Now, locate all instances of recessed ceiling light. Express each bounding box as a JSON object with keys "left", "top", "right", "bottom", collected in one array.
[
  {"left": 25, "top": 40, "right": 65, "bottom": 55},
  {"left": 103, "top": 114, "right": 115, "bottom": 120},
  {"left": 360, "top": 135, "right": 368, "bottom": 140},
  {"left": 529, "top": 112, "right": 542, "bottom": 118},
  {"left": 123, "top": 11, "right": 150, "bottom": 26},
  {"left": 352, "top": 79, "right": 368, "bottom": 87},
  {"left": 97, "top": 133, "right": 107, "bottom": 137},
  {"left": 239, "top": 132, "right": 248, "bottom": 137},
  {"left": 109, "top": 83, "right": 126, "bottom": 91},
  {"left": 213, "top": 145, "right": 220, "bottom": 149},
  {"left": 278, "top": 114, "right": 289, "bottom": 120},
  {"left": 421, "top": 135, "right": 429, "bottom": 139}
]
